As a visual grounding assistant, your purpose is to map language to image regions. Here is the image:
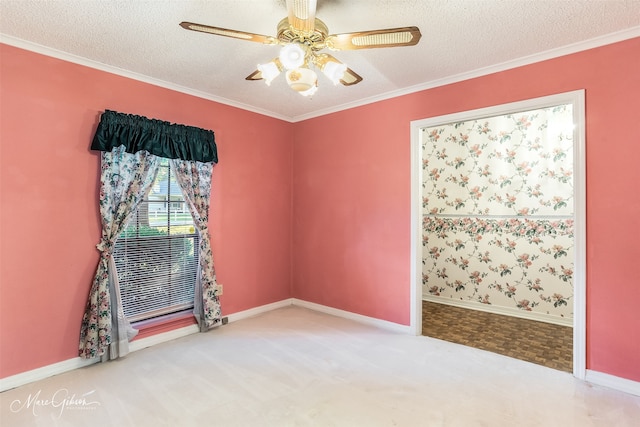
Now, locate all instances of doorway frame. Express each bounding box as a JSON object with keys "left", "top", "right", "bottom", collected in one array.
[{"left": 409, "top": 90, "right": 586, "bottom": 379}]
